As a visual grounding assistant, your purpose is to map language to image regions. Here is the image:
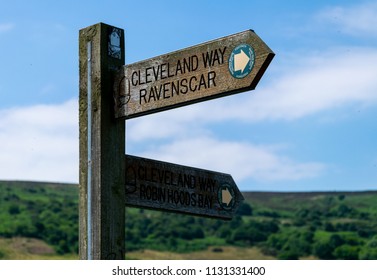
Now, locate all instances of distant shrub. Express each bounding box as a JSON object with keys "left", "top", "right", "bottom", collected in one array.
[
  {"left": 277, "top": 250, "right": 300, "bottom": 260},
  {"left": 338, "top": 194, "right": 345, "bottom": 201},
  {"left": 257, "top": 210, "right": 280, "bottom": 218},
  {"left": 313, "top": 241, "right": 335, "bottom": 260},
  {"left": 236, "top": 202, "right": 253, "bottom": 216},
  {"left": 266, "top": 229, "right": 313, "bottom": 259},
  {"left": 359, "top": 235, "right": 377, "bottom": 260},
  {"left": 8, "top": 204, "right": 20, "bottom": 215},
  {"left": 333, "top": 245, "right": 360, "bottom": 260}
]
